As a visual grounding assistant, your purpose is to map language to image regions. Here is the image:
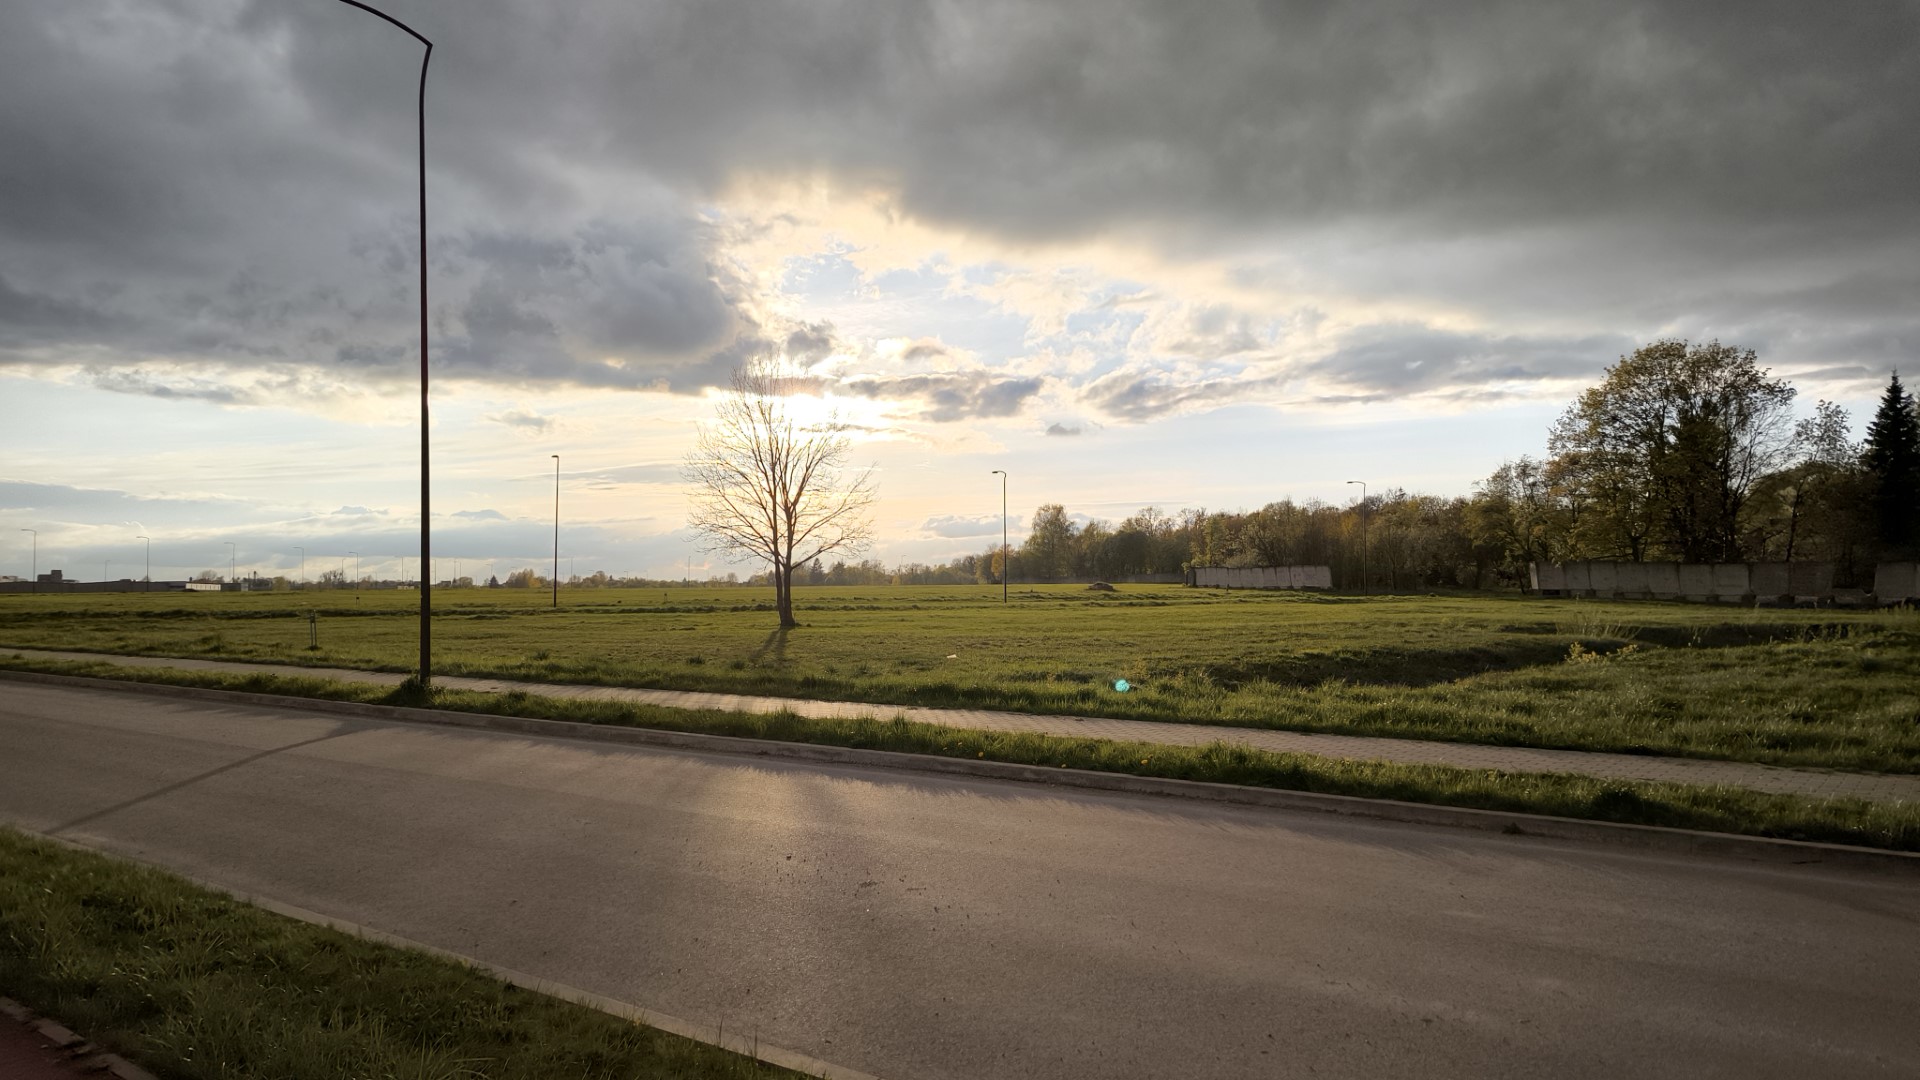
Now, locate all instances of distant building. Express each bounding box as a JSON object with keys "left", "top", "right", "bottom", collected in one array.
[{"left": 38, "top": 569, "right": 64, "bottom": 583}]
